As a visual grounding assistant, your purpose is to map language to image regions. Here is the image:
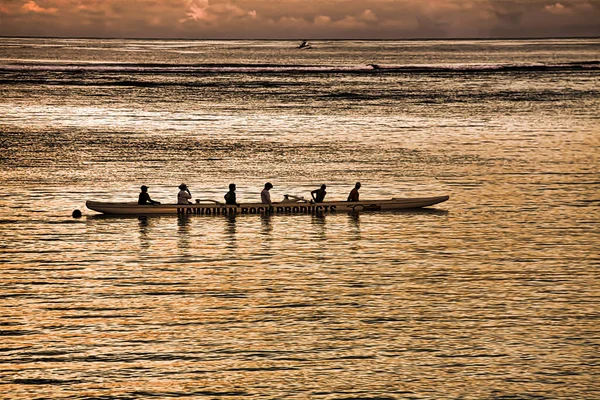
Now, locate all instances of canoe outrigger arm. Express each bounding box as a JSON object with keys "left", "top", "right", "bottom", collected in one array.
[
  {"left": 194, "top": 199, "right": 224, "bottom": 205},
  {"left": 283, "top": 194, "right": 308, "bottom": 202}
]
